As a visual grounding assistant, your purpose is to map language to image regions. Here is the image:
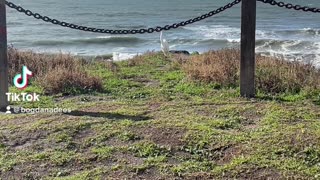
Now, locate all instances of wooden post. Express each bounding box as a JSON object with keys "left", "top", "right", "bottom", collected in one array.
[
  {"left": 0, "top": 0, "right": 8, "bottom": 110},
  {"left": 240, "top": 0, "right": 256, "bottom": 98}
]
